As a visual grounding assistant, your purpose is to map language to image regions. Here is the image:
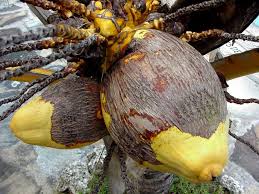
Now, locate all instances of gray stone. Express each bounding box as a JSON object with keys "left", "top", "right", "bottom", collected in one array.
[
  {"left": 0, "top": 142, "right": 55, "bottom": 194},
  {"left": 57, "top": 159, "right": 92, "bottom": 194},
  {"left": 221, "top": 71, "right": 259, "bottom": 193},
  {"left": 220, "top": 174, "right": 244, "bottom": 194},
  {"left": 0, "top": 0, "right": 19, "bottom": 9},
  {"left": 0, "top": 1, "right": 42, "bottom": 32},
  {"left": 56, "top": 142, "right": 106, "bottom": 194},
  {"left": 219, "top": 161, "right": 259, "bottom": 194},
  {"left": 231, "top": 126, "right": 259, "bottom": 181}
]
